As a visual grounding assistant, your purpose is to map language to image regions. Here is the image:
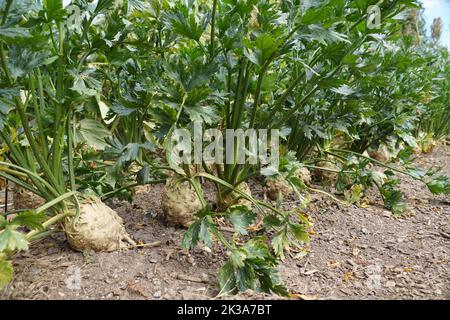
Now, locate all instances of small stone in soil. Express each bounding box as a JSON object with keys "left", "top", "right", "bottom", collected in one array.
[{"left": 385, "top": 280, "right": 396, "bottom": 288}]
